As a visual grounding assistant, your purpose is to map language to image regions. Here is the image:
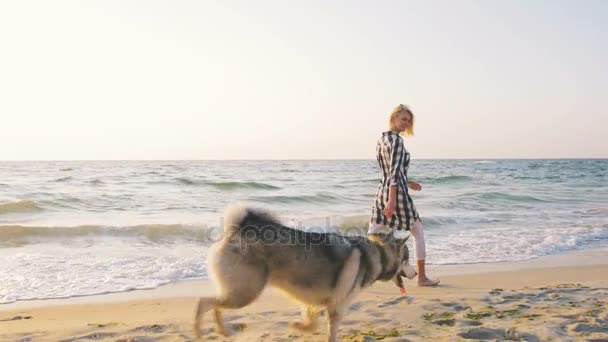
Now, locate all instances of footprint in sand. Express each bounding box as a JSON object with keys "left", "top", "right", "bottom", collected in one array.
[
  {"left": 590, "top": 288, "right": 608, "bottom": 296},
  {"left": 0, "top": 315, "right": 33, "bottom": 322},
  {"left": 420, "top": 301, "right": 474, "bottom": 328},
  {"left": 371, "top": 318, "right": 393, "bottom": 325},
  {"left": 458, "top": 327, "right": 540, "bottom": 342},
  {"left": 271, "top": 321, "right": 289, "bottom": 329},
  {"left": 200, "top": 322, "right": 247, "bottom": 338},
  {"left": 498, "top": 293, "right": 529, "bottom": 301},
  {"left": 115, "top": 337, "right": 159, "bottom": 342},
  {"left": 378, "top": 296, "right": 411, "bottom": 308},
  {"left": 226, "top": 322, "right": 248, "bottom": 335},
  {"left": 130, "top": 324, "right": 175, "bottom": 334},
  {"left": 431, "top": 318, "right": 456, "bottom": 327},
  {"left": 439, "top": 302, "right": 471, "bottom": 312},
  {"left": 421, "top": 310, "right": 459, "bottom": 327},
  {"left": 60, "top": 332, "right": 118, "bottom": 342},
  {"left": 569, "top": 322, "right": 608, "bottom": 334},
  {"left": 488, "top": 288, "right": 504, "bottom": 295},
  {"left": 350, "top": 300, "right": 376, "bottom": 311},
  {"left": 454, "top": 319, "right": 483, "bottom": 327},
  {"left": 223, "top": 314, "right": 247, "bottom": 322},
  {"left": 198, "top": 326, "right": 216, "bottom": 336}
]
